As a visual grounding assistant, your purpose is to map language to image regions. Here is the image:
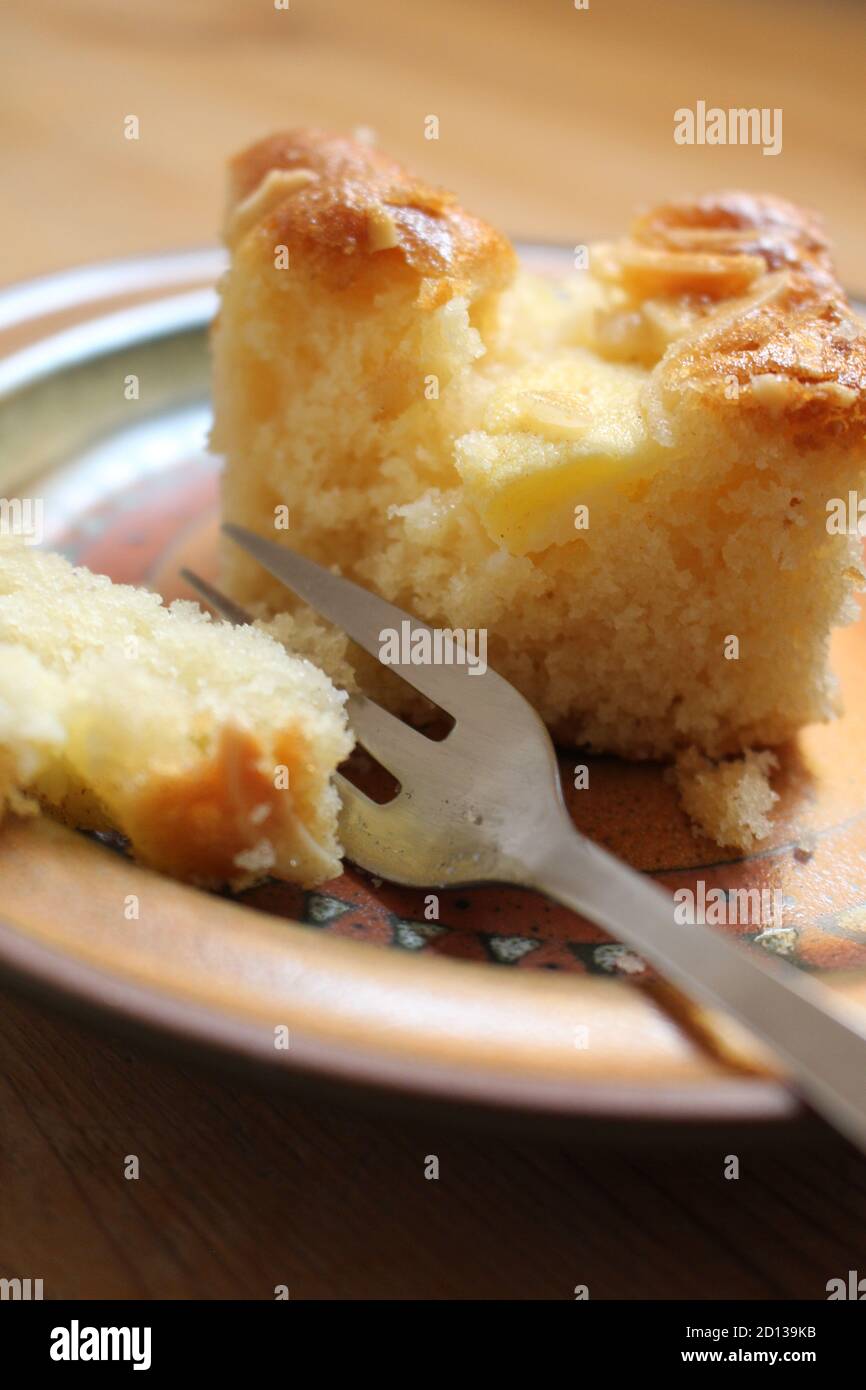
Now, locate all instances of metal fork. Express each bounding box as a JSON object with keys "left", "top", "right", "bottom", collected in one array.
[{"left": 182, "top": 523, "right": 866, "bottom": 1151}]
